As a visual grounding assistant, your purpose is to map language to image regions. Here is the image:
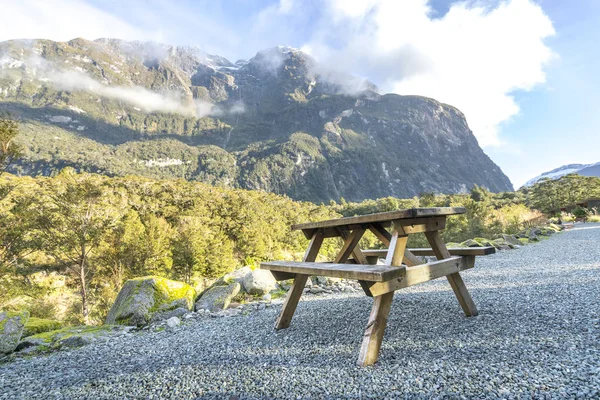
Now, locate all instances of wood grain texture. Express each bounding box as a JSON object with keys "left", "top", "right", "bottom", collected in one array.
[
  {"left": 337, "top": 228, "right": 369, "bottom": 265},
  {"left": 274, "top": 231, "right": 324, "bottom": 330},
  {"left": 262, "top": 261, "right": 406, "bottom": 282},
  {"left": 292, "top": 207, "right": 465, "bottom": 231},
  {"left": 385, "top": 227, "right": 408, "bottom": 267},
  {"left": 364, "top": 256, "right": 475, "bottom": 296},
  {"left": 357, "top": 292, "right": 394, "bottom": 366},
  {"left": 361, "top": 247, "right": 496, "bottom": 258},
  {"left": 425, "top": 231, "right": 479, "bottom": 317}
]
